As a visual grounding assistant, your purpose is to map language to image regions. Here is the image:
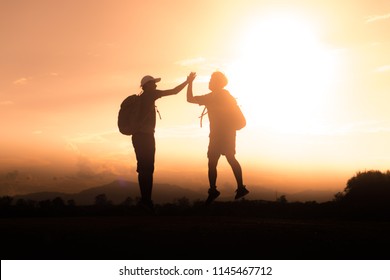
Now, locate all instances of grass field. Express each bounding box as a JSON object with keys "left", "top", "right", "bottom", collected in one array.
[{"left": 2, "top": 213, "right": 389, "bottom": 260}]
